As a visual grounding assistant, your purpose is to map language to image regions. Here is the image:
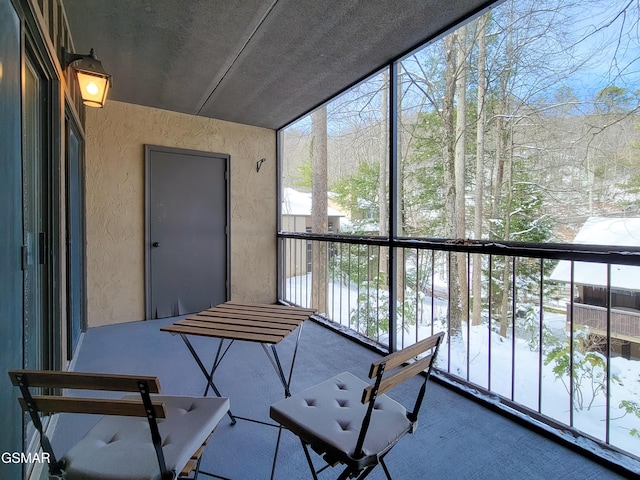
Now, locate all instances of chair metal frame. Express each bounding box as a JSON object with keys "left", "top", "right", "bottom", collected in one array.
[
  {"left": 9, "top": 370, "right": 214, "bottom": 480},
  {"left": 274, "top": 331, "right": 445, "bottom": 480}
]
